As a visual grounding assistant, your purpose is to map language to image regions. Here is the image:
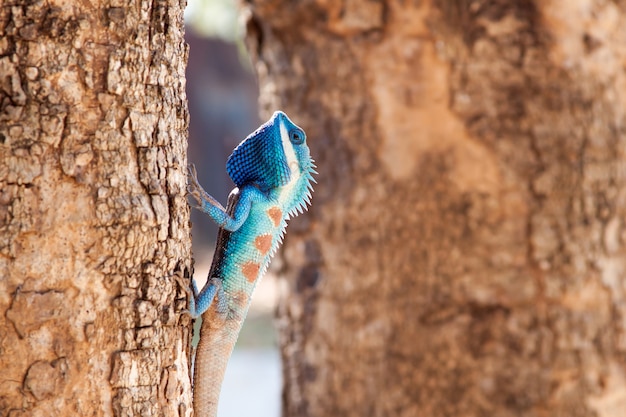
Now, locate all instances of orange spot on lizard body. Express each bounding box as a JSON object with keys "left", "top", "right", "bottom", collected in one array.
[
  {"left": 254, "top": 234, "right": 272, "bottom": 255},
  {"left": 267, "top": 207, "right": 282, "bottom": 226},
  {"left": 241, "top": 261, "right": 260, "bottom": 283}
]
